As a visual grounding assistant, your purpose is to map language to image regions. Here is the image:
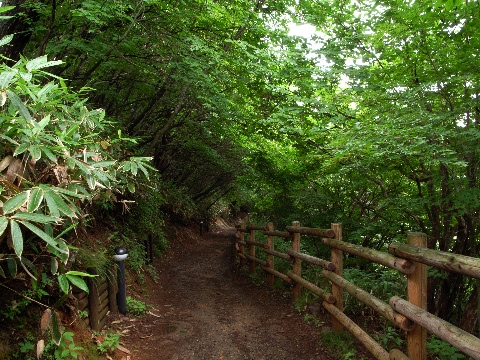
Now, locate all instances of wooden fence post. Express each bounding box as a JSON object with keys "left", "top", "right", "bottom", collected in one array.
[
  {"left": 291, "top": 221, "right": 302, "bottom": 302},
  {"left": 331, "top": 223, "right": 344, "bottom": 331},
  {"left": 238, "top": 219, "right": 246, "bottom": 268},
  {"left": 406, "top": 232, "right": 427, "bottom": 360},
  {"left": 249, "top": 226, "right": 256, "bottom": 274},
  {"left": 266, "top": 222, "right": 275, "bottom": 286}
]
